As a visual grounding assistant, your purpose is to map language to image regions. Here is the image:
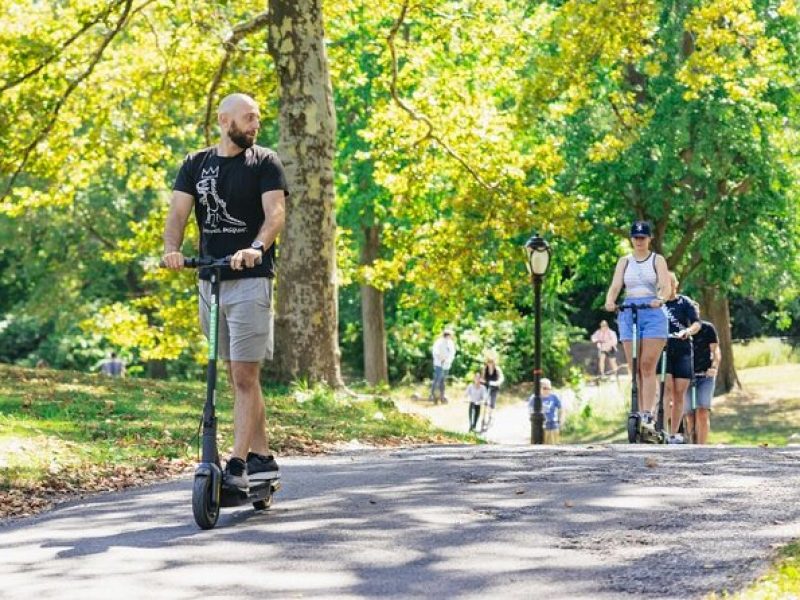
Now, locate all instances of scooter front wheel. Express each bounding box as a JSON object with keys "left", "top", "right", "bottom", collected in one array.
[
  {"left": 627, "top": 415, "right": 640, "bottom": 444},
  {"left": 193, "top": 474, "right": 220, "bottom": 530},
  {"left": 253, "top": 494, "right": 273, "bottom": 511}
]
